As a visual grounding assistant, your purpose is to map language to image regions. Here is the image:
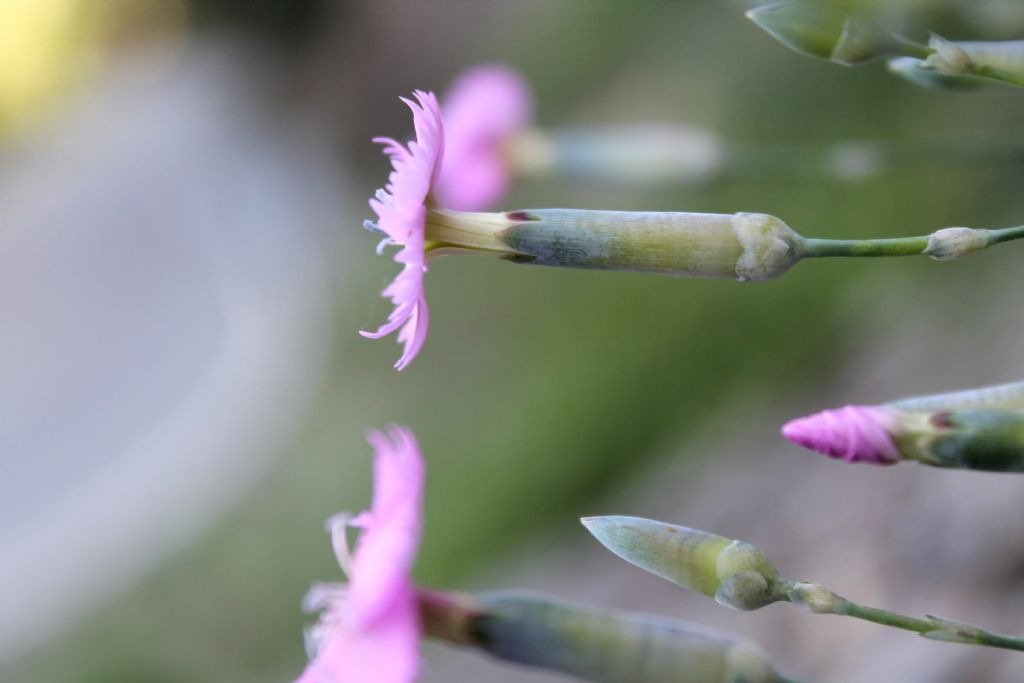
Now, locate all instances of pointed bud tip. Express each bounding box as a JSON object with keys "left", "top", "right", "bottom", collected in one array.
[
  {"left": 780, "top": 416, "right": 819, "bottom": 450},
  {"left": 580, "top": 515, "right": 634, "bottom": 543}
]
